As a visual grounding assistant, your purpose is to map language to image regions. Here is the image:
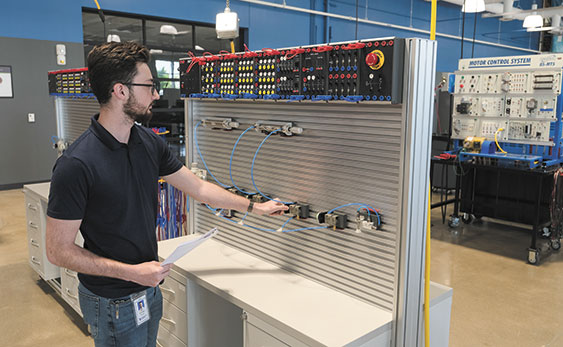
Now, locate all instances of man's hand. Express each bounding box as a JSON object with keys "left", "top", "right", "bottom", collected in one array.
[
  {"left": 254, "top": 199, "right": 289, "bottom": 216},
  {"left": 127, "top": 261, "right": 172, "bottom": 287}
]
